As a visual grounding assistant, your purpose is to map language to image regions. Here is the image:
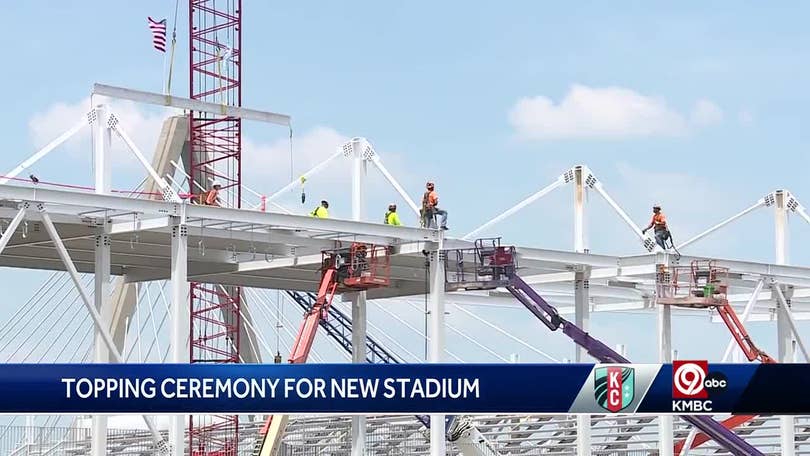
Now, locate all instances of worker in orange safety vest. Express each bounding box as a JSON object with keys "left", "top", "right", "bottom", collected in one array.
[
  {"left": 421, "top": 181, "right": 447, "bottom": 230},
  {"left": 641, "top": 203, "right": 669, "bottom": 249},
  {"left": 200, "top": 181, "right": 222, "bottom": 206}
]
